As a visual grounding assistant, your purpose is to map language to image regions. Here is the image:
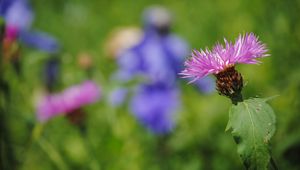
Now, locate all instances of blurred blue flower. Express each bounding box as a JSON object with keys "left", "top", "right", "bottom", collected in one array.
[
  {"left": 110, "top": 6, "right": 214, "bottom": 134},
  {"left": 193, "top": 76, "right": 215, "bottom": 94},
  {"left": 109, "top": 88, "right": 128, "bottom": 107},
  {"left": 114, "top": 20, "right": 189, "bottom": 86},
  {"left": 0, "top": 0, "right": 14, "bottom": 16},
  {"left": 0, "top": 0, "right": 60, "bottom": 54},
  {"left": 3, "top": 0, "right": 33, "bottom": 31},
  {"left": 19, "top": 31, "right": 60, "bottom": 54},
  {"left": 131, "top": 84, "right": 179, "bottom": 134},
  {"left": 43, "top": 57, "right": 60, "bottom": 92}
]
